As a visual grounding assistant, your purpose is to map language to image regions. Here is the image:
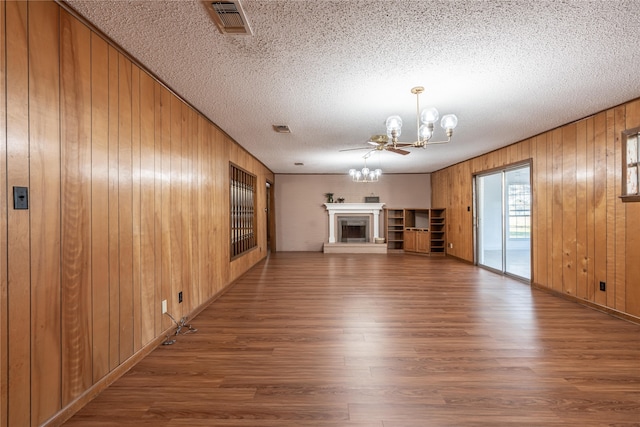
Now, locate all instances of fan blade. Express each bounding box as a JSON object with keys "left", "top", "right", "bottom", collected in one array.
[
  {"left": 339, "top": 147, "right": 372, "bottom": 152},
  {"left": 386, "top": 147, "right": 410, "bottom": 155}
]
